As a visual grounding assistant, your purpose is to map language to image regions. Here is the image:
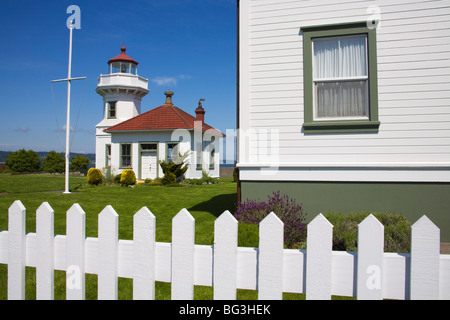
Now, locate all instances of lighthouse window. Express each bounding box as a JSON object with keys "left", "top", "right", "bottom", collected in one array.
[
  {"left": 108, "top": 101, "right": 117, "bottom": 119},
  {"left": 112, "top": 62, "right": 121, "bottom": 73},
  {"left": 121, "top": 63, "right": 129, "bottom": 73},
  {"left": 130, "top": 64, "right": 137, "bottom": 75}
]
